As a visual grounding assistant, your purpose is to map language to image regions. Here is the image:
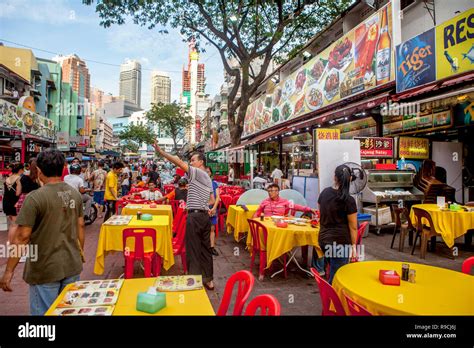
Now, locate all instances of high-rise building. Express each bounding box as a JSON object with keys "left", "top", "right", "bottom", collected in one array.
[
  {"left": 91, "top": 87, "right": 105, "bottom": 109},
  {"left": 119, "top": 60, "right": 141, "bottom": 107},
  {"left": 54, "top": 54, "right": 90, "bottom": 99},
  {"left": 181, "top": 40, "right": 206, "bottom": 144},
  {"left": 151, "top": 71, "right": 171, "bottom": 105}
]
